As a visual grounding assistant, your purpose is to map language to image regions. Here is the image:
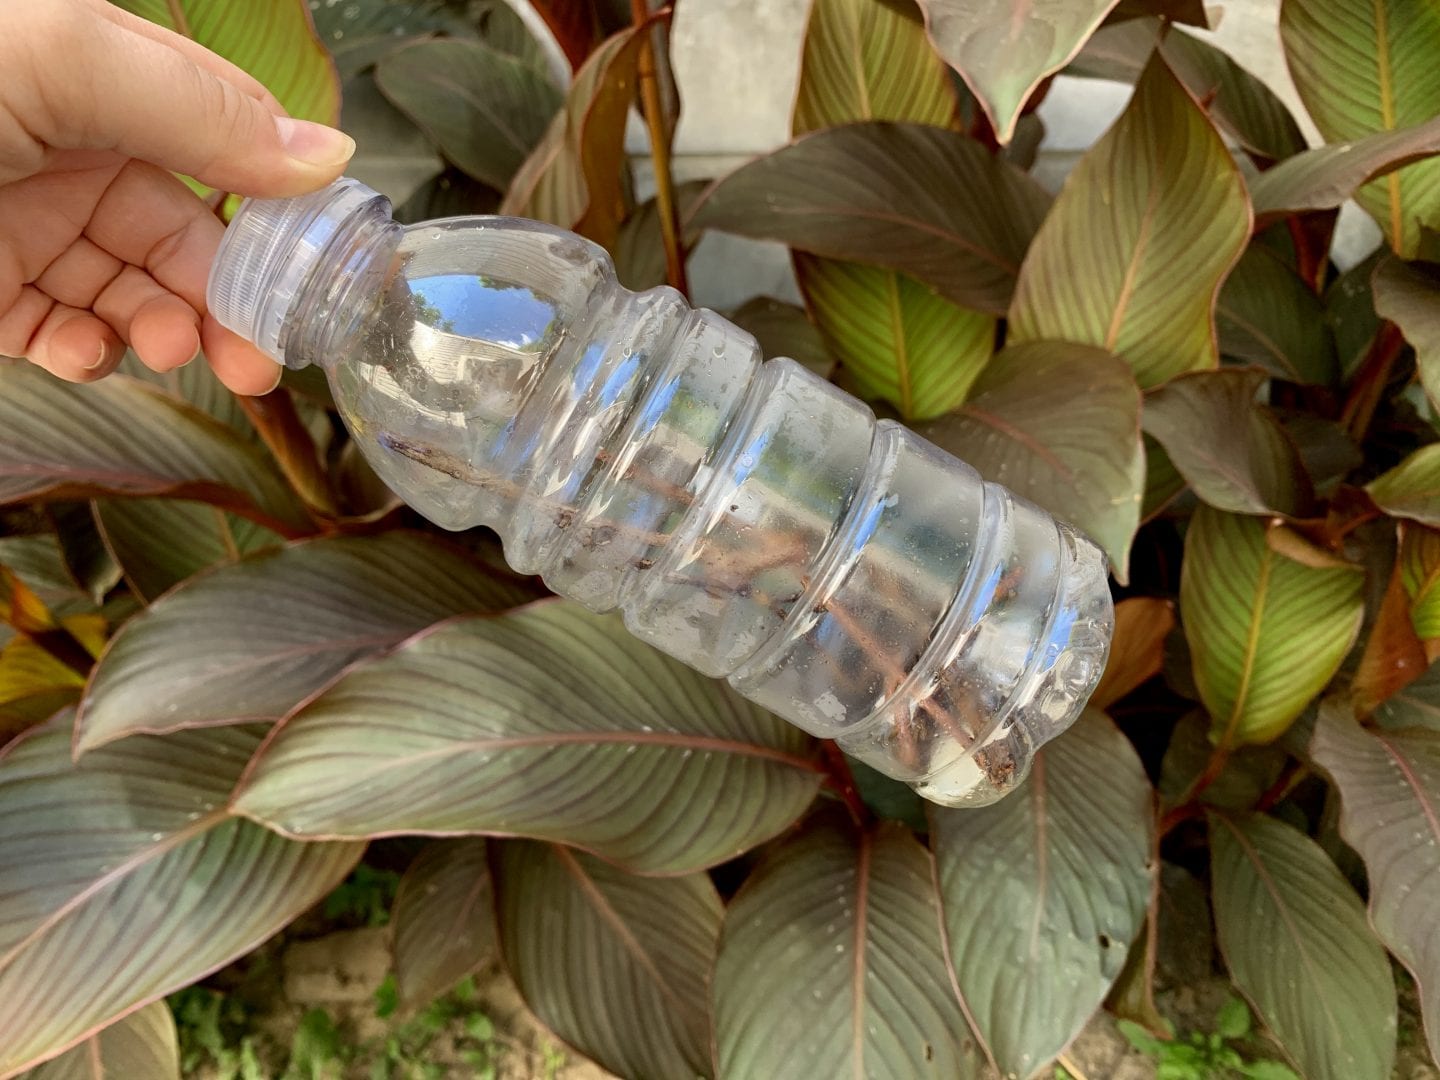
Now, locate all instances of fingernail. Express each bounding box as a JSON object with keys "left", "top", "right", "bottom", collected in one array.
[
  {"left": 85, "top": 341, "right": 114, "bottom": 371},
  {"left": 274, "top": 117, "right": 355, "bottom": 169}
]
